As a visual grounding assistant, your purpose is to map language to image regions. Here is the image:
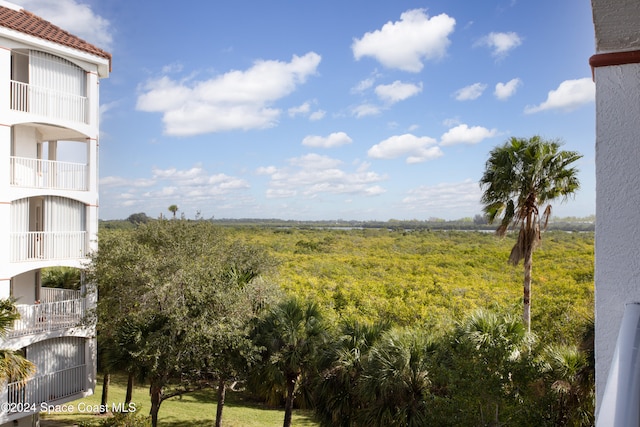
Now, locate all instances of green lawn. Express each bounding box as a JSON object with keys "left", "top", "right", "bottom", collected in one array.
[{"left": 42, "top": 374, "right": 319, "bottom": 427}]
